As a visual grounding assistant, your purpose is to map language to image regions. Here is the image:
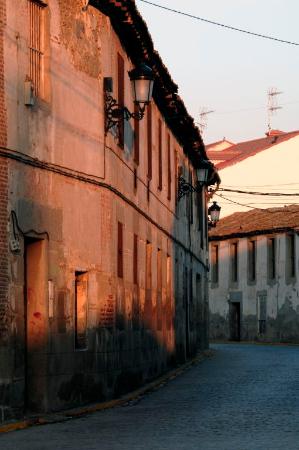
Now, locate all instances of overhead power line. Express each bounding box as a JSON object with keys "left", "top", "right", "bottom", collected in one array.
[
  {"left": 138, "top": 0, "right": 299, "bottom": 46},
  {"left": 216, "top": 193, "right": 299, "bottom": 212},
  {"left": 219, "top": 188, "right": 299, "bottom": 197}
]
